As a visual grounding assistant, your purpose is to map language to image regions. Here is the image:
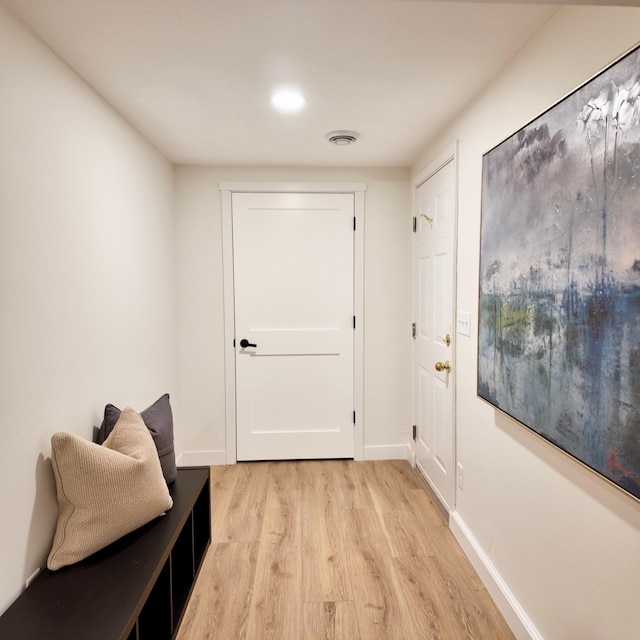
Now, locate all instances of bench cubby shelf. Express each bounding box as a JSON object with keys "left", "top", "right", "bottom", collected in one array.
[{"left": 0, "top": 466, "right": 211, "bottom": 640}]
